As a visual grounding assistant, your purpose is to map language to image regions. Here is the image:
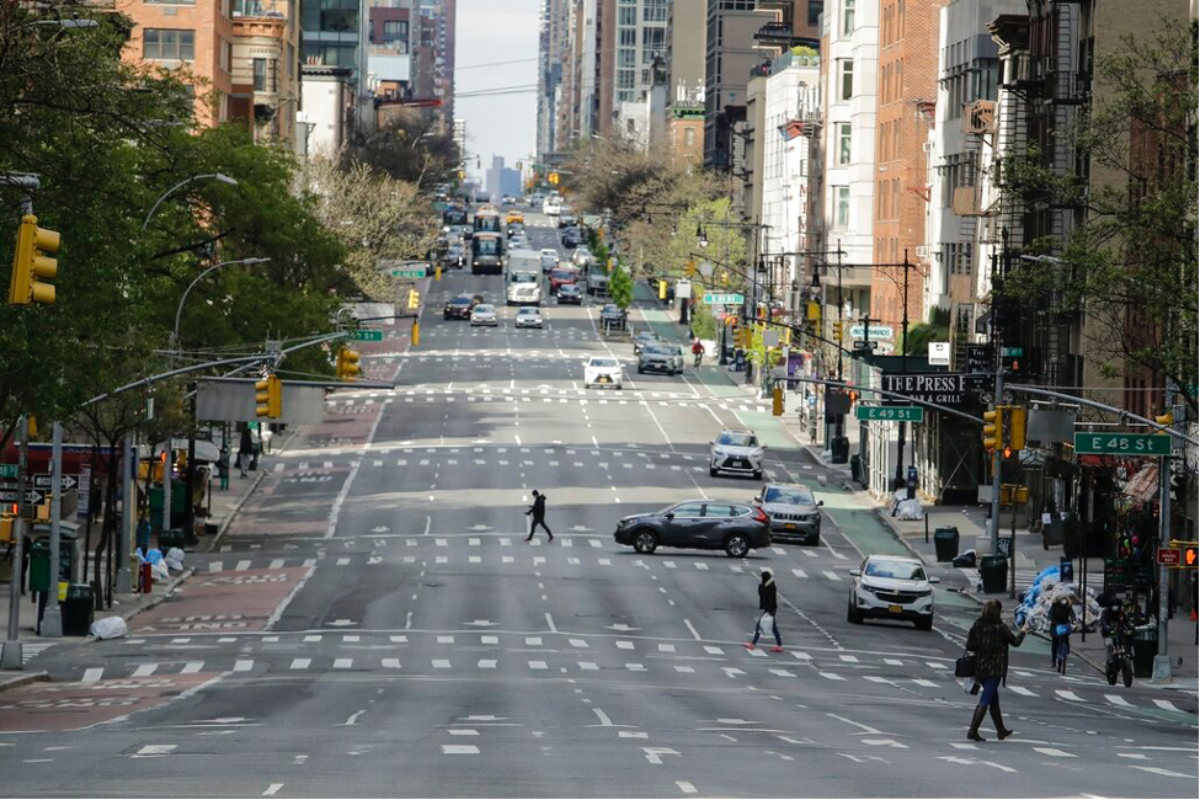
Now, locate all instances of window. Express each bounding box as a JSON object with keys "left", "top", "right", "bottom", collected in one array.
[
  {"left": 619, "top": 48, "right": 636, "bottom": 68},
  {"left": 642, "top": 26, "right": 665, "bottom": 55},
  {"left": 644, "top": 0, "right": 668, "bottom": 22},
  {"left": 149, "top": 0, "right": 196, "bottom": 5},
  {"left": 618, "top": 69, "right": 635, "bottom": 89},
  {"left": 808, "top": 0, "right": 822, "bottom": 26},
  {"left": 619, "top": 6, "right": 636, "bottom": 25},
  {"left": 837, "top": 123, "right": 852, "bottom": 165},
  {"left": 619, "top": 28, "right": 636, "bottom": 47},
  {"left": 685, "top": 128, "right": 695, "bottom": 147},
  {"left": 839, "top": 60, "right": 854, "bottom": 100},
  {"left": 253, "top": 58, "right": 266, "bottom": 91},
  {"left": 143, "top": 29, "right": 194, "bottom": 61},
  {"left": 843, "top": 0, "right": 856, "bottom": 37},
  {"left": 835, "top": 186, "right": 850, "bottom": 228}
]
